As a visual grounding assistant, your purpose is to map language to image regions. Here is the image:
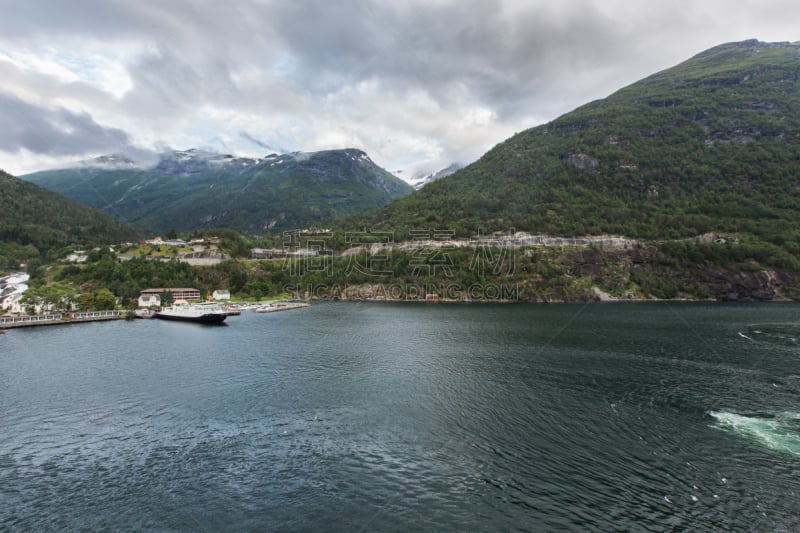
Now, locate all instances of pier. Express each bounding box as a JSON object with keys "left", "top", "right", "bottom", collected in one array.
[
  {"left": 0, "top": 311, "right": 125, "bottom": 329},
  {"left": 254, "top": 302, "right": 310, "bottom": 313}
]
